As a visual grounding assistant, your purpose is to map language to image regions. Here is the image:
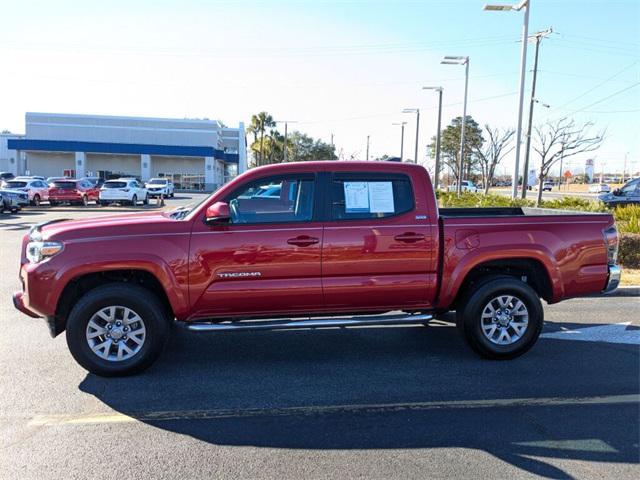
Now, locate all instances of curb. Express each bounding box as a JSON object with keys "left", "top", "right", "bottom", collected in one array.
[{"left": 592, "top": 286, "right": 640, "bottom": 297}]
